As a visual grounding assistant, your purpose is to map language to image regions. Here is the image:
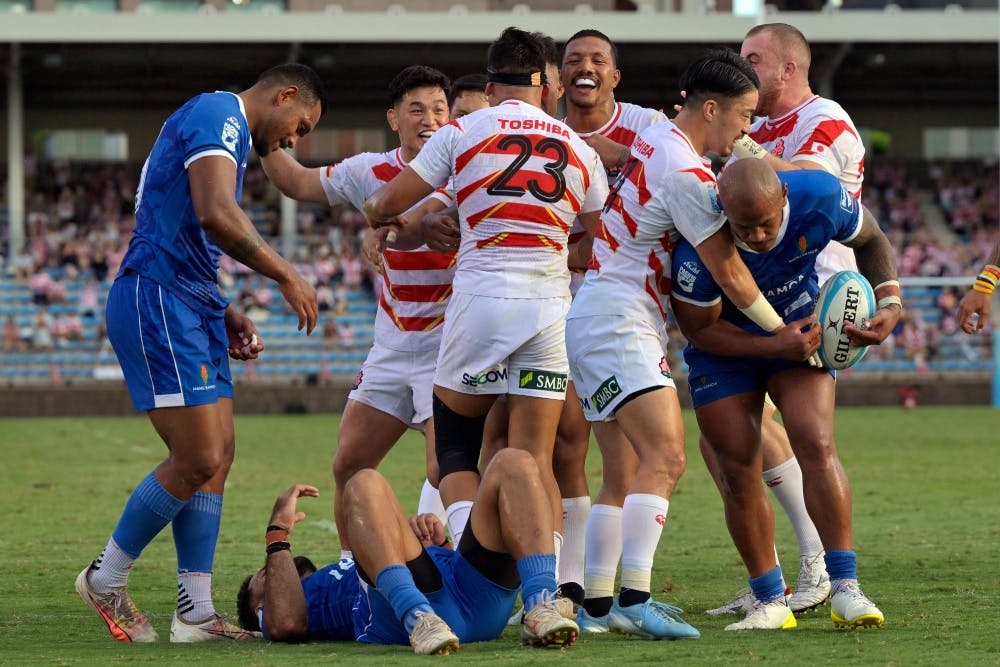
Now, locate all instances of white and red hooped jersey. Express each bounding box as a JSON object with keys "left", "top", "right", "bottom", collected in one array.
[
  {"left": 567, "top": 102, "right": 668, "bottom": 294},
  {"left": 319, "top": 148, "right": 455, "bottom": 352},
  {"left": 570, "top": 120, "right": 725, "bottom": 325},
  {"left": 749, "top": 95, "right": 864, "bottom": 282},
  {"left": 410, "top": 100, "right": 608, "bottom": 299}
]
